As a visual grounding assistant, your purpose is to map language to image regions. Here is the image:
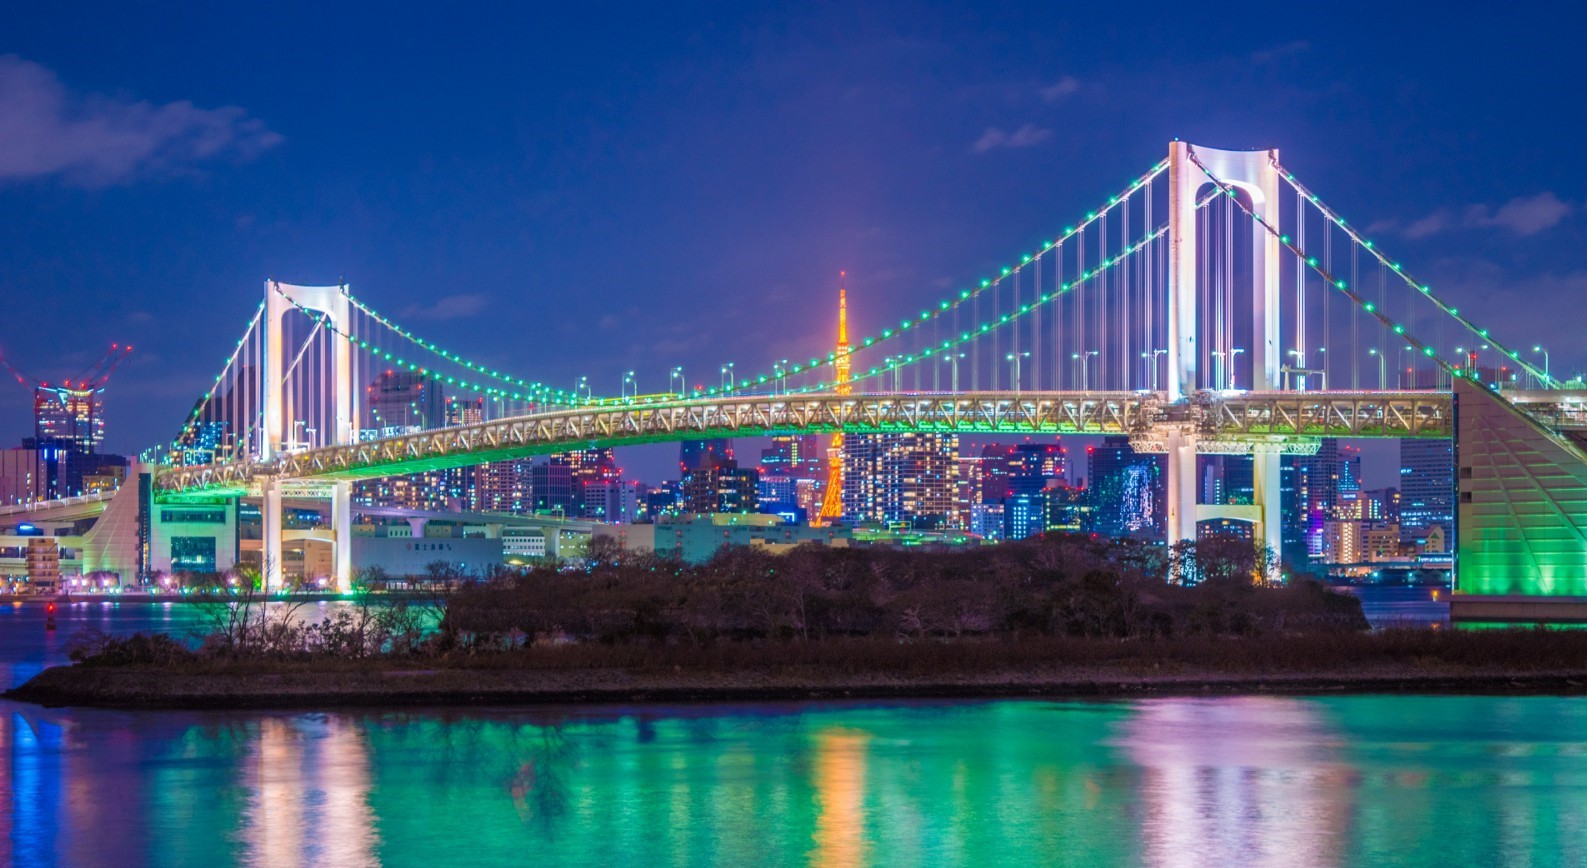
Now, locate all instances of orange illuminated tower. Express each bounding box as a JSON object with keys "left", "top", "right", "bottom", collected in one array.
[{"left": 817, "top": 273, "right": 851, "bottom": 522}]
